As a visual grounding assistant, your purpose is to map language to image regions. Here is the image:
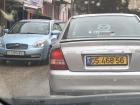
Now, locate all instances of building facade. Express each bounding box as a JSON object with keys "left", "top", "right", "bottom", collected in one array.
[
  {"left": 129, "top": 0, "right": 140, "bottom": 10},
  {"left": 0, "top": 0, "right": 24, "bottom": 33},
  {"left": 0, "top": 0, "right": 71, "bottom": 31},
  {"left": 59, "top": 0, "right": 71, "bottom": 21},
  {"left": 43, "top": 0, "right": 71, "bottom": 21}
]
